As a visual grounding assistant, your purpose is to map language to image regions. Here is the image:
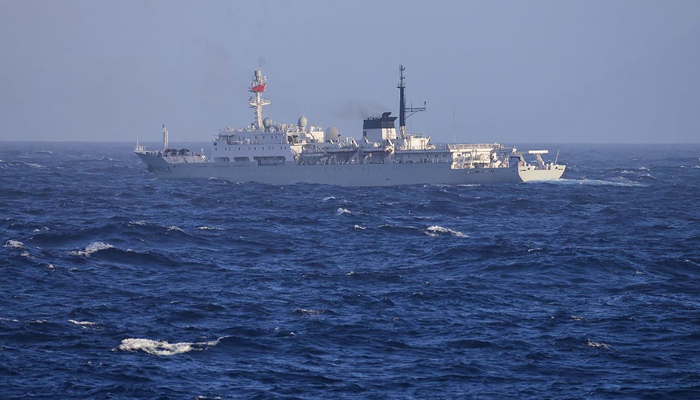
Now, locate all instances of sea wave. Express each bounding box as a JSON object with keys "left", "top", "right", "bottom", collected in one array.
[
  {"left": 425, "top": 225, "right": 467, "bottom": 238},
  {"left": 197, "top": 226, "right": 222, "bottom": 231},
  {"left": 293, "top": 308, "right": 334, "bottom": 316},
  {"left": 68, "top": 319, "right": 97, "bottom": 327},
  {"left": 587, "top": 339, "right": 611, "bottom": 349},
  {"left": 69, "top": 241, "right": 114, "bottom": 257},
  {"left": 4, "top": 240, "right": 24, "bottom": 249},
  {"left": 336, "top": 208, "right": 351, "bottom": 216},
  {"left": 544, "top": 179, "right": 646, "bottom": 187},
  {"left": 117, "top": 337, "right": 223, "bottom": 356}
]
